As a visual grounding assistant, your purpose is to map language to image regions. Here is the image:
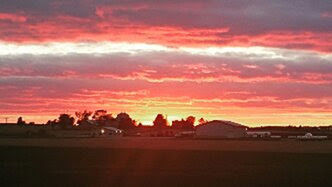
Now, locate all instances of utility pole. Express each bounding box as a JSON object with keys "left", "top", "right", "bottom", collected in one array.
[{"left": 4, "top": 117, "right": 9, "bottom": 124}]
